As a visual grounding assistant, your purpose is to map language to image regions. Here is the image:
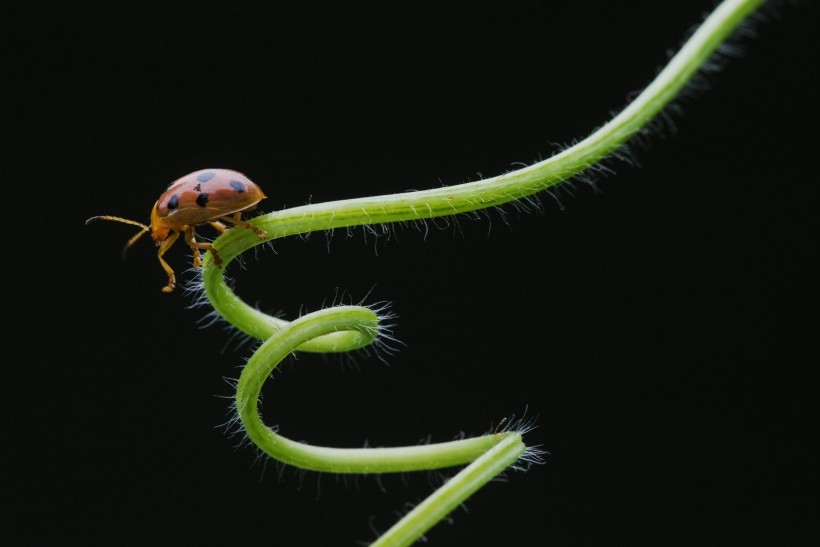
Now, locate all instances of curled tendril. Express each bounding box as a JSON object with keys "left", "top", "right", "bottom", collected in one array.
[{"left": 197, "top": 1, "right": 765, "bottom": 544}]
